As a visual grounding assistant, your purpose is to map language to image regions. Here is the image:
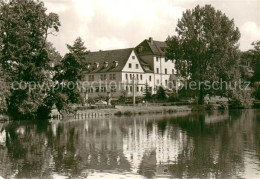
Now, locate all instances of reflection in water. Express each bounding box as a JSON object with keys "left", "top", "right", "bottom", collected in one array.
[{"left": 0, "top": 110, "right": 259, "bottom": 178}]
